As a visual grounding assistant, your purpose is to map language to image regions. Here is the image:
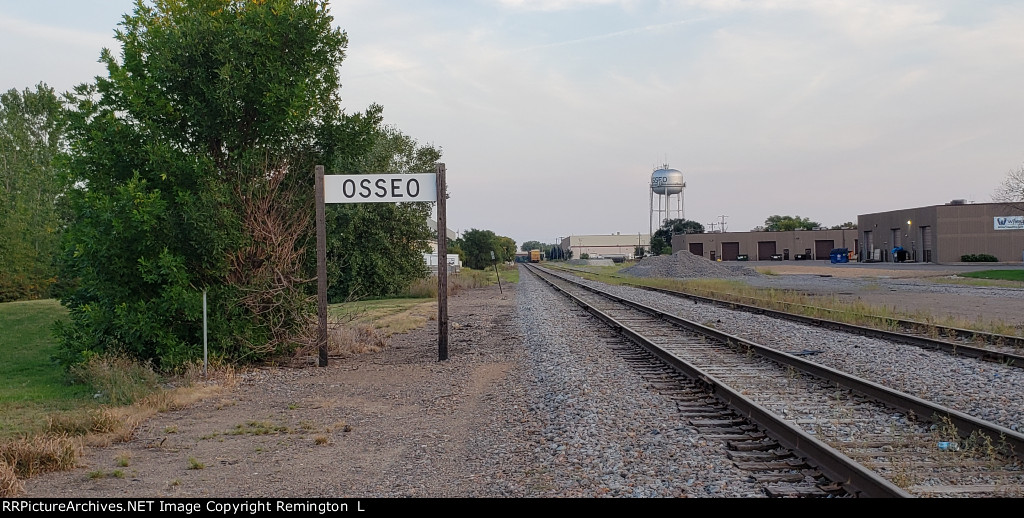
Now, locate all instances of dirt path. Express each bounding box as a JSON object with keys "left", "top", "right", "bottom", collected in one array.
[{"left": 20, "top": 284, "right": 527, "bottom": 498}]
